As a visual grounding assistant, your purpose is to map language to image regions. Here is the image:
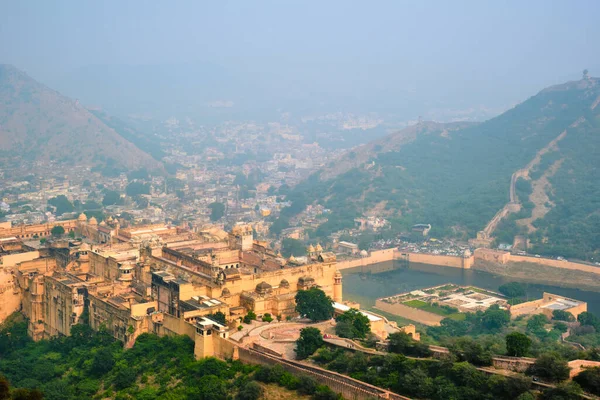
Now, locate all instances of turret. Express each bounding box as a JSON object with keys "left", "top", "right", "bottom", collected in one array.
[{"left": 333, "top": 270, "right": 343, "bottom": 303}]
